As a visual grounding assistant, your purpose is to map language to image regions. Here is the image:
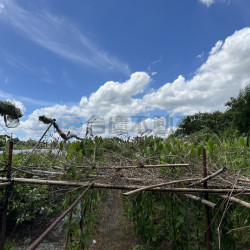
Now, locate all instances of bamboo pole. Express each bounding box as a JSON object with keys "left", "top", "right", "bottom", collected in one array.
[
  {"left": 0, "top": 177, "right": 250, "bottom": 195},
  {"left": 189, "top": 167, "right": 227, "bottom": 187},
  {"left": 0, "top": 182, "right": 11, "bottom": 187},
  {"left": 123, "top": 178, "right": 200, "bottom": 196},
  {"left": 78, "top": 163, "right": 189, "bottom": 170},
  {"left": 93, "top": 183, "right": 250, "bottom": 195},
  {"left": 183, "top": 194, "right": 216, "bottom": 209},
  {"left": 12, "top": 166, "right": 36, "bottom": 175},
  {"left": 28, "top": 184, "right": 93, "bottom": 250},
  {"left": 0, "top": 177, "right": 89, "bottom": 187},
  {"left": 28, "top": 170, "right": 65, "bottom": 176},
  {"left": 220, "top": 195, "right": 250, "bottom": 209}
]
